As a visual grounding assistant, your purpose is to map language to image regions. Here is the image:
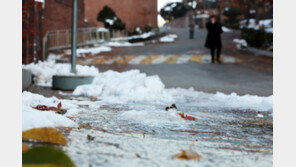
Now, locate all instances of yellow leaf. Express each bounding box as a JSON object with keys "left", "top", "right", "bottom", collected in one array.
[
  {"left": 173, "top": 149, "right": 202, "bottom": 160},
  {"left": 22, "top": 127, "right": 67, "bottom": 146},
  {"left": 22, "top": 143, "right": 30, "bottom": 152}
]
